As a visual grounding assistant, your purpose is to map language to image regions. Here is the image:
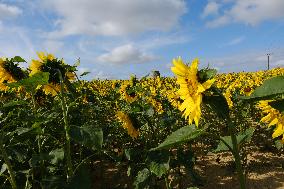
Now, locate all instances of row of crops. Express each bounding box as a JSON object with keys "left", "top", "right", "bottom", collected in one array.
[{"left": 0, "top": 53, "right": 283, "bottom": 189}]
